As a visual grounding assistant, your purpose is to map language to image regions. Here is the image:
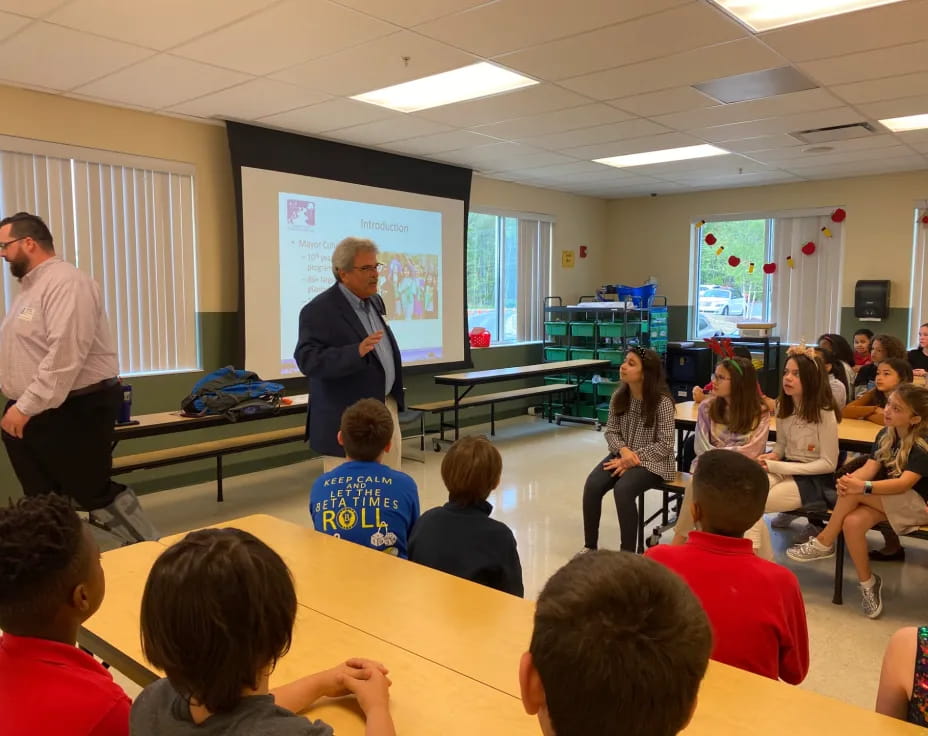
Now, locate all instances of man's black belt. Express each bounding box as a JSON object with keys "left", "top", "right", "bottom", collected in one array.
[{"left": 68, "top": 377, "right": 119, "bottom": 398}]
